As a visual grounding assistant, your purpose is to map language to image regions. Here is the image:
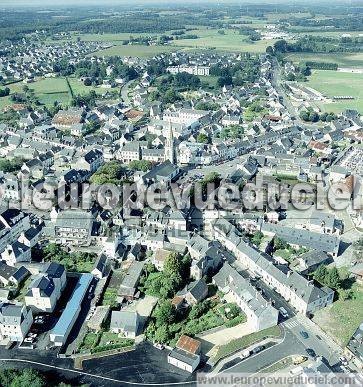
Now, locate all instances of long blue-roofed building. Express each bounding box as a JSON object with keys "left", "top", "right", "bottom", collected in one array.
[{"left": 50, "top": 273, "right": 93, "bottom": 347}]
